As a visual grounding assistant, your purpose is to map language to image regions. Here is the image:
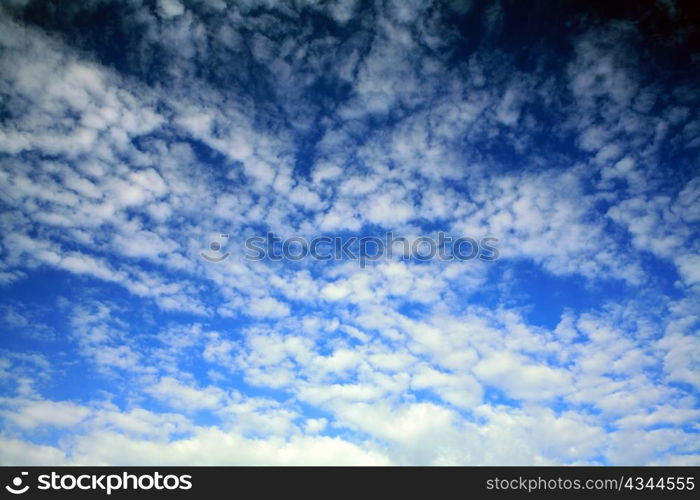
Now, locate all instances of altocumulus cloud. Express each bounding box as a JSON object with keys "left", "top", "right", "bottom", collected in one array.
[{"left": 0, "top": 0, "right": 699, "bottom": 465}]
